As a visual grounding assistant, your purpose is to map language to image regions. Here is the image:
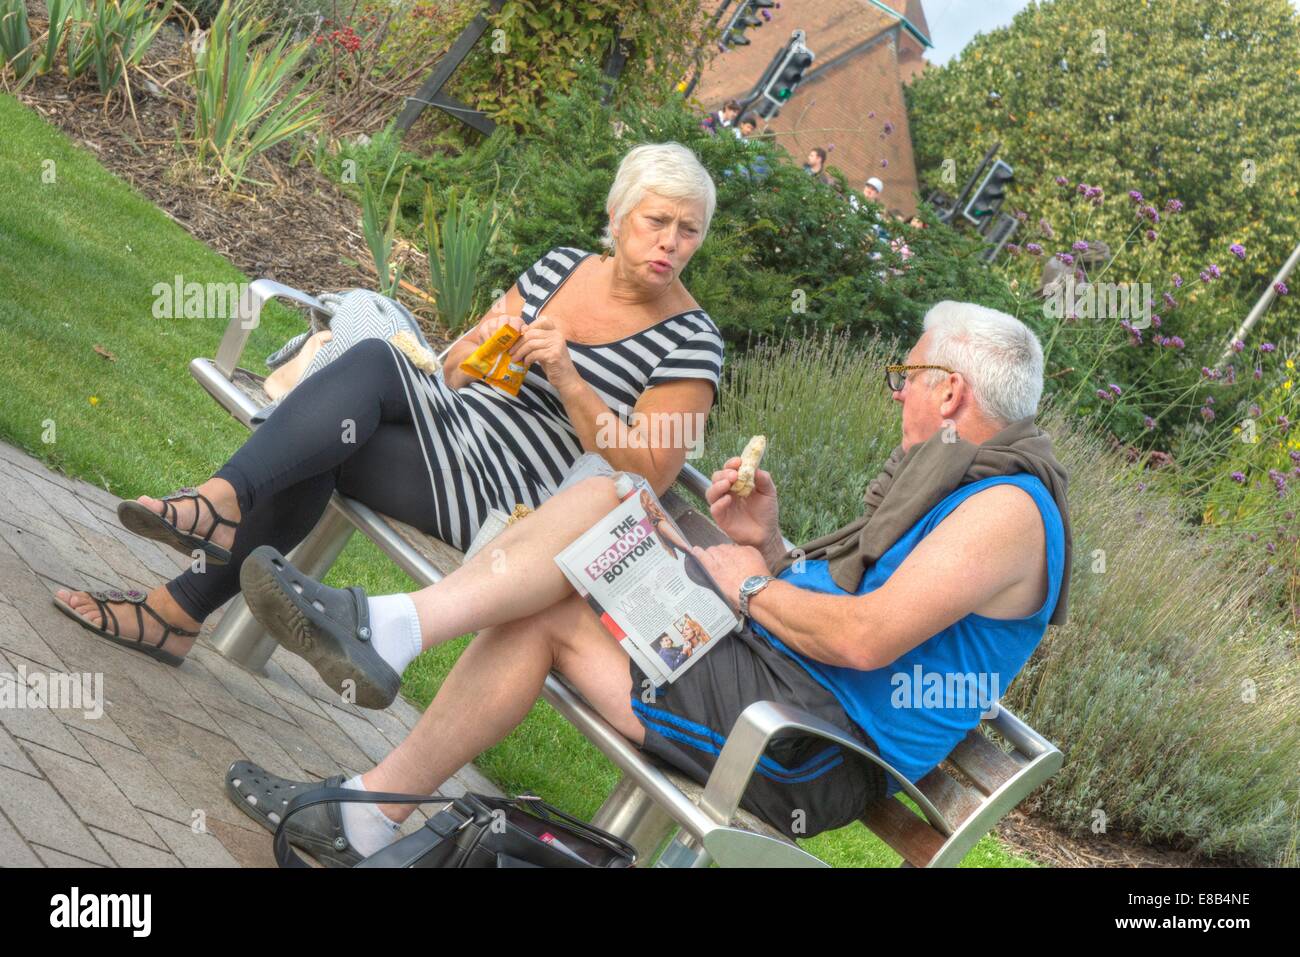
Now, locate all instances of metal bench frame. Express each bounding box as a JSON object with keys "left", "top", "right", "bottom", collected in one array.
[{"left": 190, "top": 279, "right": 1063, "bottom": 868}]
